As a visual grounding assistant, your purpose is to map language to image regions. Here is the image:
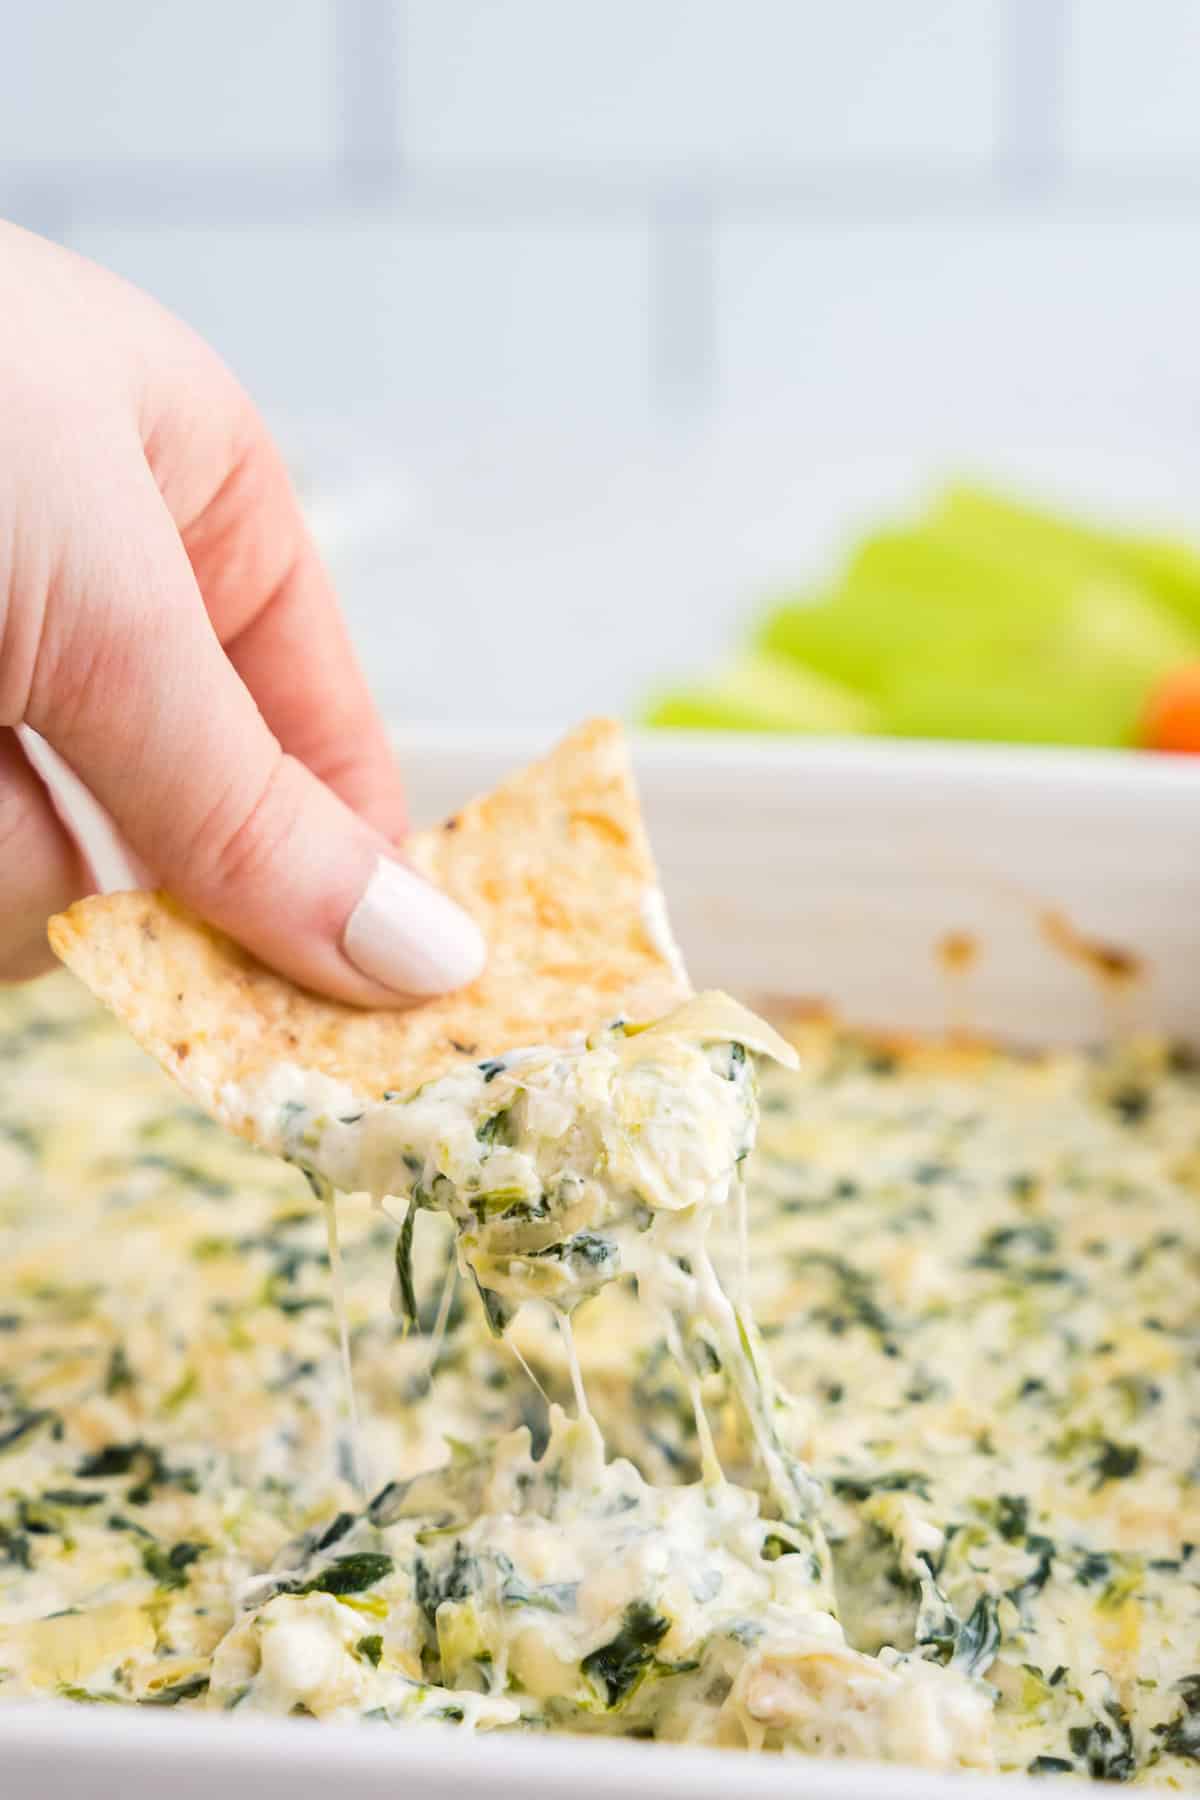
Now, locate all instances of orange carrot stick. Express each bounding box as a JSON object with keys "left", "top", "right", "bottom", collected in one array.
[{"left": 1140, "top": 664, "right": 1200, "bottom": 752}]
